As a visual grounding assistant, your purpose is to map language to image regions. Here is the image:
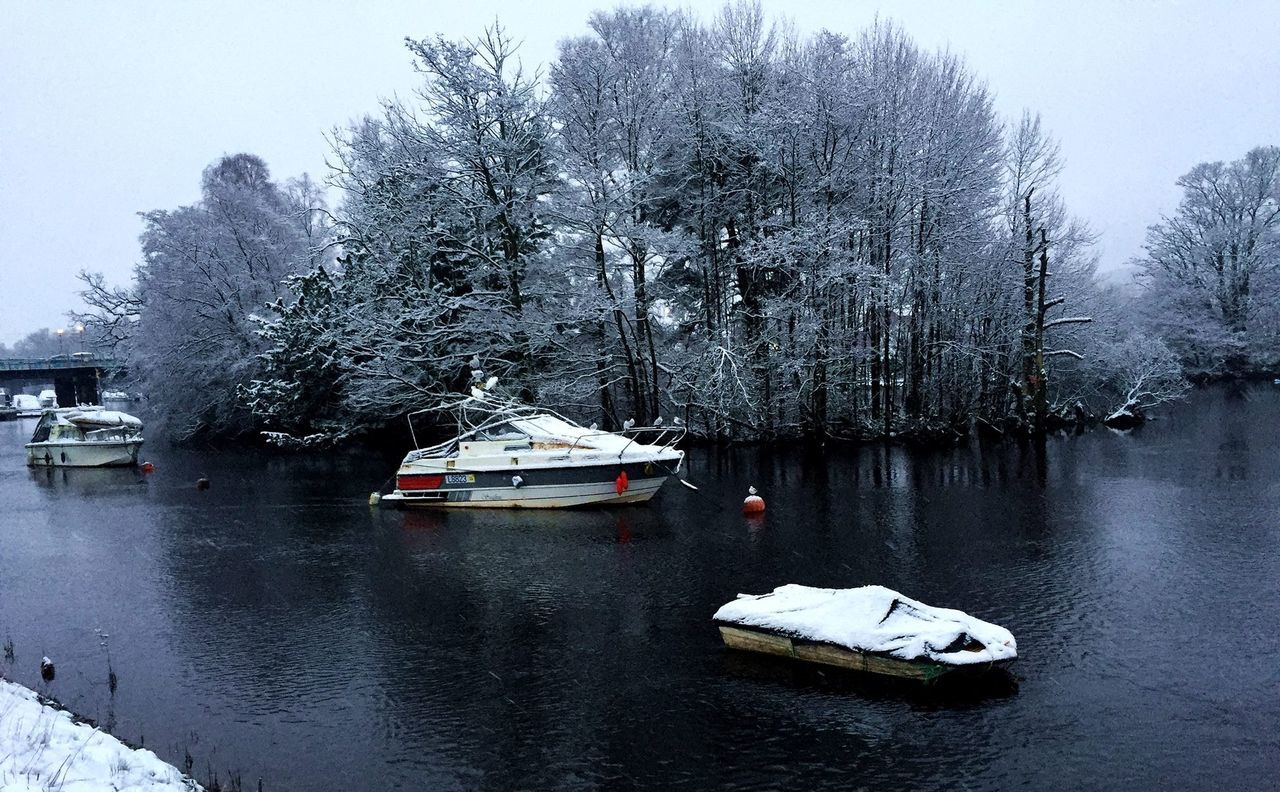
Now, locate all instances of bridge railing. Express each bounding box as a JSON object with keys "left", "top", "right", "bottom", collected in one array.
[{"left": 0, "top": 357, "right": 119, "bottom": 371}]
